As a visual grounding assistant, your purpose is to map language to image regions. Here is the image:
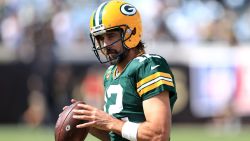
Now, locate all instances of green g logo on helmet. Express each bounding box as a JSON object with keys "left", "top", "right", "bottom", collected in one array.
[{"left": 120, "top": 3, "right": 137, "bottom": 16}]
